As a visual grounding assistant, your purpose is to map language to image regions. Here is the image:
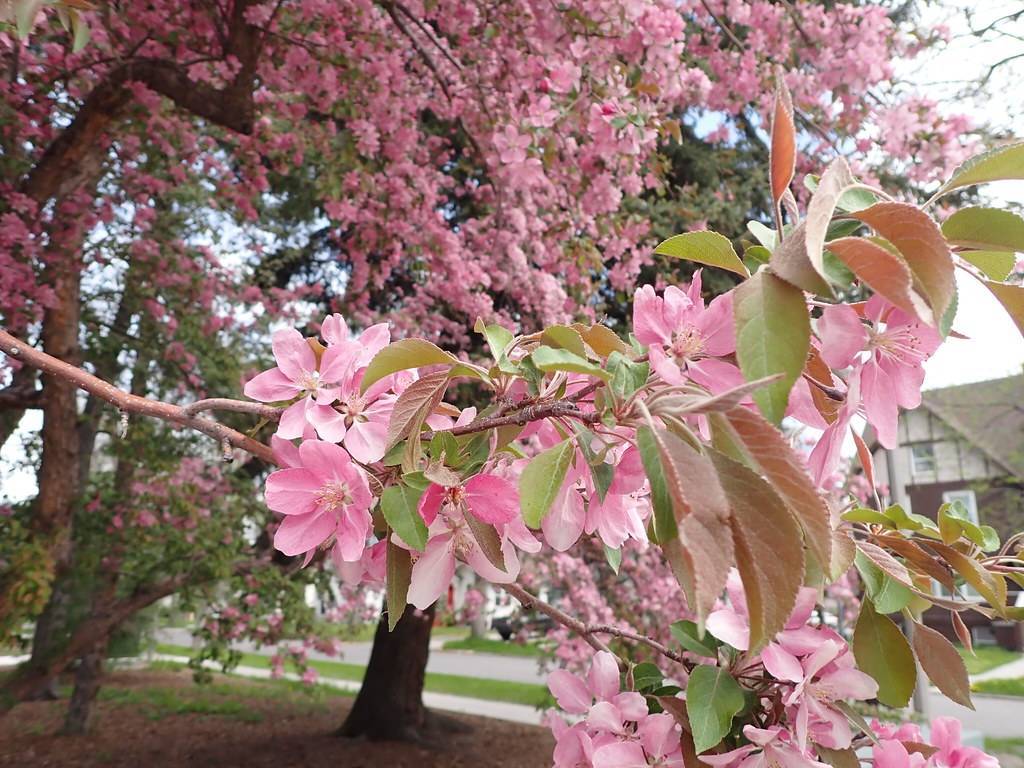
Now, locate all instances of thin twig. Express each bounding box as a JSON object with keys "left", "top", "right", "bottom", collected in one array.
[
  {"left": 0, "top": 328, "right": 276, "bottom": 465},
  {"left": 181, "top": 397, "right": 282, "bottom": 420}
]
